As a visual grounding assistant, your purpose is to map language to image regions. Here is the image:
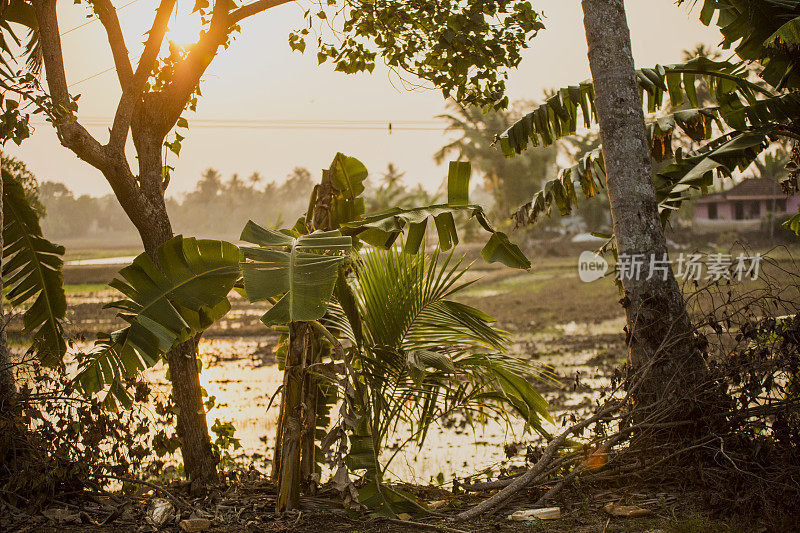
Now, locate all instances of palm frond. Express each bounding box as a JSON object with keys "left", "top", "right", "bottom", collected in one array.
[
  {"left": 2, "top": 167, "right": 66, "bottom": 366},
  {"left": 0, "top": 0, "right": 40, "bottom": 77},
  {"left": 498, "top": 58, "right": 763, "bottom": 156},
  {"left": 357, "top": 246, "right": 507, "bottom": 353},
  {"left": 693, "top": 0, "right": 800, "bottom": 89},
  {"left": 350, "top": 244, "right": 552, "bottom": 461},
  {"left": 511, "top": 83, "right": 800, "bottom": 228}
]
